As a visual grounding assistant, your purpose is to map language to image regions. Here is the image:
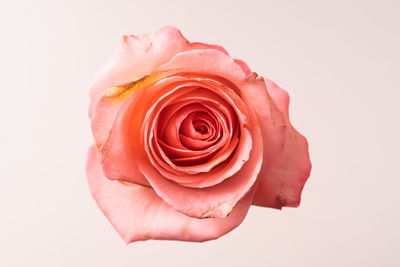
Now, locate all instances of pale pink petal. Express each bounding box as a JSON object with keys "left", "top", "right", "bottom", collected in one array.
[
  {"left": 89, "top": 26, "right": 190, "bottom": 117},
  {"left": 186, "top": 42, "right": 229, "bottom": 55},
  {"left": 252, "top": 79, "right": 311, "bottom": 208},
  {"left": 86, "top": 145, "right": 254, "bottom": 243},
  {"left": 157, "top": 49, "right": 247, "bottom": 84}
]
